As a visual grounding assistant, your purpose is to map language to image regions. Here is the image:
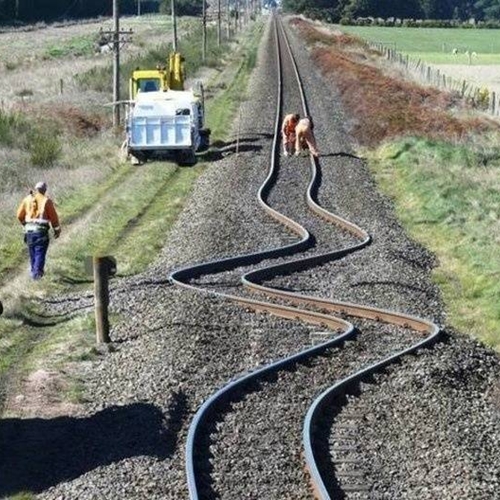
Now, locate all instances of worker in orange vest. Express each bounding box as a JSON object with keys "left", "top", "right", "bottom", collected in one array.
[
  {"left": 17, "top": 182, "right": 61, "bottom": 280},
  {"left": 281, "top": 113, "right": 300, "bottom": 156},
  {"left": 295, "top": 116, "right": 319, "bottom": 157}
]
